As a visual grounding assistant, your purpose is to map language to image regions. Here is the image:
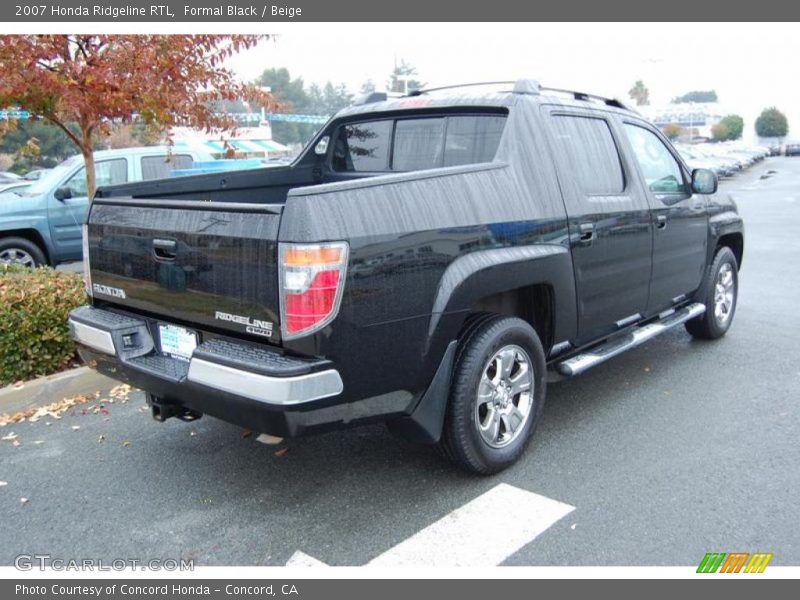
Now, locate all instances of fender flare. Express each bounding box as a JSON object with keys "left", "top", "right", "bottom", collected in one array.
[{"left": 426, "top": 244, "right": 577, "bottom": 345}]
